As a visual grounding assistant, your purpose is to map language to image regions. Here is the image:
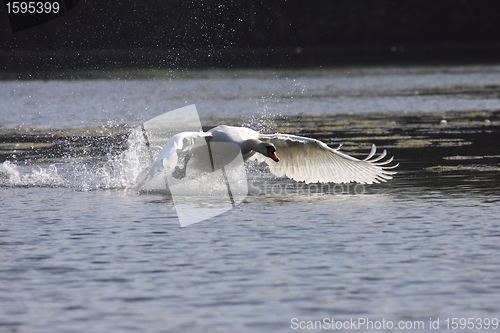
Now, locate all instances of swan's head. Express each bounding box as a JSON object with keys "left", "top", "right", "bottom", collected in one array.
[{"left": 262, "top": 143, "right": 280, "bottom": 162}]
